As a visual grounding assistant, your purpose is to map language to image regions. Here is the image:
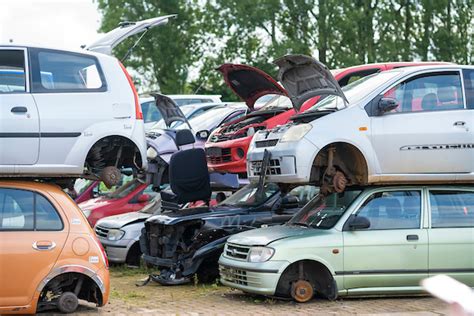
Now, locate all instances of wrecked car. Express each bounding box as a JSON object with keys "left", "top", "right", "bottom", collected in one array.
[
  {"left": 0, "top": 16, "right": 177, "bottom": 187},
  {"left": 140, "top": 182, "right": 318, "bottom": 284},
  {"left": 247, "top": 55, "right": 472, "bottom": 193},
  {"left": 0, "top": 181, "right": 109, "bottom": 314},
  {"left": 205, "top": 61, "right": 445, "bottom": 176}
]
